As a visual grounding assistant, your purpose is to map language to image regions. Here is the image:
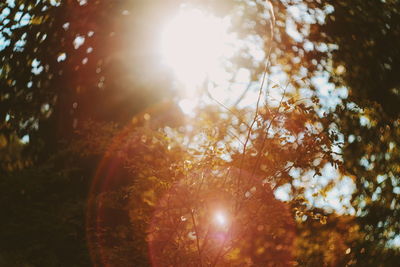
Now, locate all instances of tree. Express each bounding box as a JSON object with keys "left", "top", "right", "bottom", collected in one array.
[
  {"left": 0, "top": 149, "right": 91, "bottom": 266},
  {"left": 85, "top": 88, "right": 338, "bottom": 265},
  {"left": 1, "top": 1, "right": 175, "bottom": 265},
  {"left": 2, "top": 0, "right": 399, "bottom": 266},
  {"left": 304, "top": 0, "right": 400, "bottom": 263},
  {"left": 310, "top": 0, "right": 400, "bottom": 117},
  {"left": 0, "top": 0, "right": 174, "bottom": 167}
]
